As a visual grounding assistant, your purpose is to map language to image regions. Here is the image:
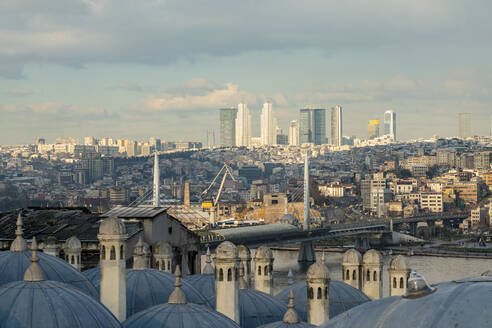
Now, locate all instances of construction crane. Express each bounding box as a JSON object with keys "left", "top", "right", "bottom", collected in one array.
[{"left": 200, "top": 163, "right": 236, "bottom": 226}]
